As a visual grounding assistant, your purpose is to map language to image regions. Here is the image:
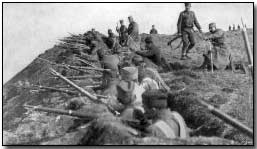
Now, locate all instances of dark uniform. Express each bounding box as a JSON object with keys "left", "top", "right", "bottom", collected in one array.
[
  {"left": 136, "top": 43, "right": 161, "bottom": 66},
  {"left": 128, "top": 21, "right": 140, "bottom": 42},
  {"left": 177, "top": 5, "right": 202, "bottom": 59},
  {"left": 150, "top": 28, "right": 158, "bottom": 34},
  {"left": 229, "top": 25, "right": 231, "bottom": 31},
  {"left": 117, "top": 24, "right": 128, "bottom": 46},
  {"left": 106, "top": 30, "right": 117, "bottom": 49},
  {"left": 202, "top": 24, "right": 230, "bottom": 70}
]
